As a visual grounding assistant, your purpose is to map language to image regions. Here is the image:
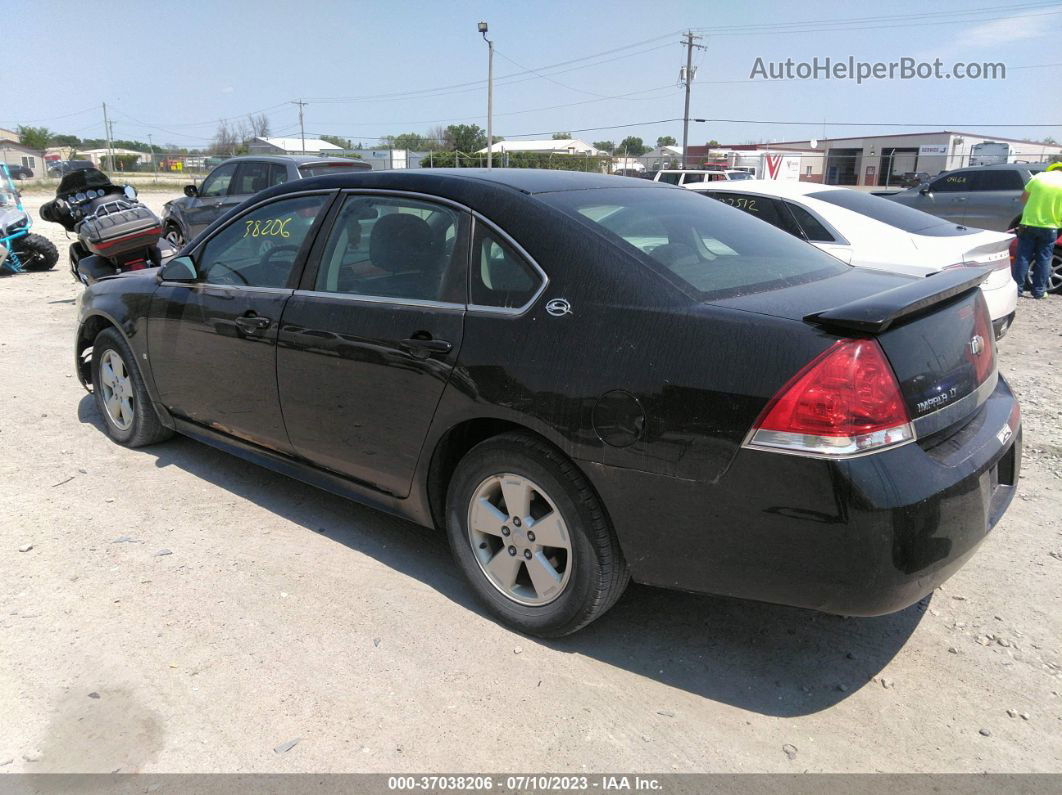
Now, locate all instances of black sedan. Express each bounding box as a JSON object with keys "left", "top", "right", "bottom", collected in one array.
[{"left": 75, "top": 169, "right": 1021, "bottom": 637}]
